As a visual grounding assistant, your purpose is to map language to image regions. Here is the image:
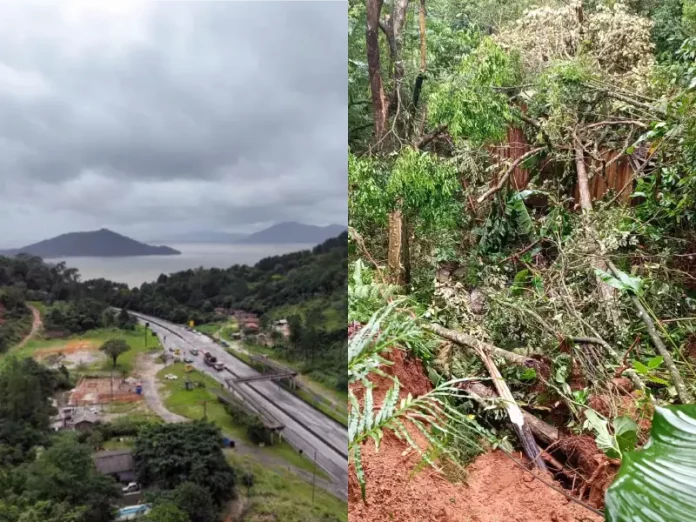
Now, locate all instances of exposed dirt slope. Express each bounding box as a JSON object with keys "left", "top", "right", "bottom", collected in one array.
[
  {"left": 348, "top": 349, "right": 602, "bottom": 522},
  {"left": 16, "top": 304, "right": 42, "bottom": 348}
]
